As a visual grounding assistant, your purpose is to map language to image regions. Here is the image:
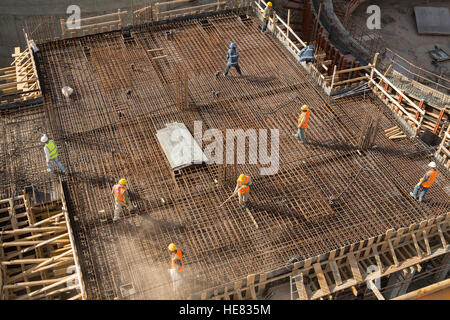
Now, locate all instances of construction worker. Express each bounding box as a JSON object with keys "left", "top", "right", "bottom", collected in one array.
[
  {"left": 223, "top": 42, "right": 242, "bottom": 76},
  {"left": 294, "top": 105, "right": 310, "bottom": 143},
  {"left": 168, "top": 243, "right": 184, "bottom": 273},
  {"left": 299, "top": 44, "right": 314, "bottom": 63},
  {"left": 261, "top": 2, "right": 273, "bottom": 33},
  {"left": 410, "top": 162, "right": 438, "bottom": 202},
  {"left": 234, "top": 174, "right": 251, "bottom": 207},
  {"left": 111, "top": 178, "right": 136, "bottom": 222},
  {"left": 41, "top": 134, "right": 66, "bottom": 173}
]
